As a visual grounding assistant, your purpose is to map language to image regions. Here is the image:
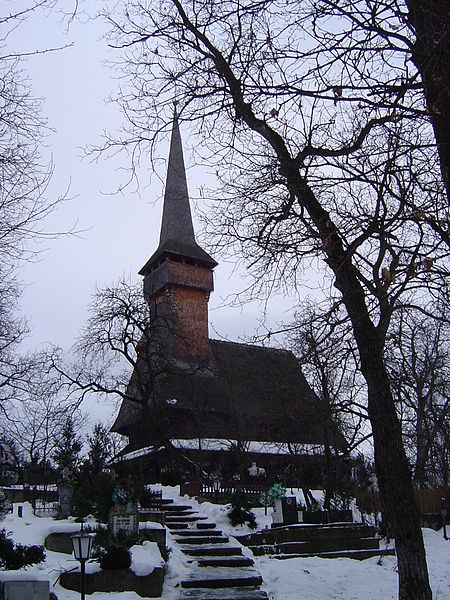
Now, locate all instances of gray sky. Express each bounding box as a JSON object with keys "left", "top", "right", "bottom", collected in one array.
[{"left": 10, "top": 4, "right": 313, "bottom": 426}]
